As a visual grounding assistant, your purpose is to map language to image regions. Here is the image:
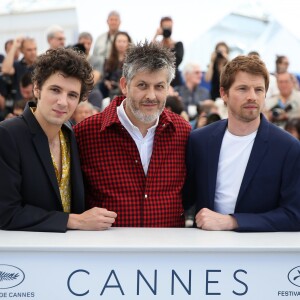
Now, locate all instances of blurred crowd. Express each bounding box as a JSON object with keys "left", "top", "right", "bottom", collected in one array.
[{"left": 1, "top": 10, "right": 300, "bottom": 139}]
